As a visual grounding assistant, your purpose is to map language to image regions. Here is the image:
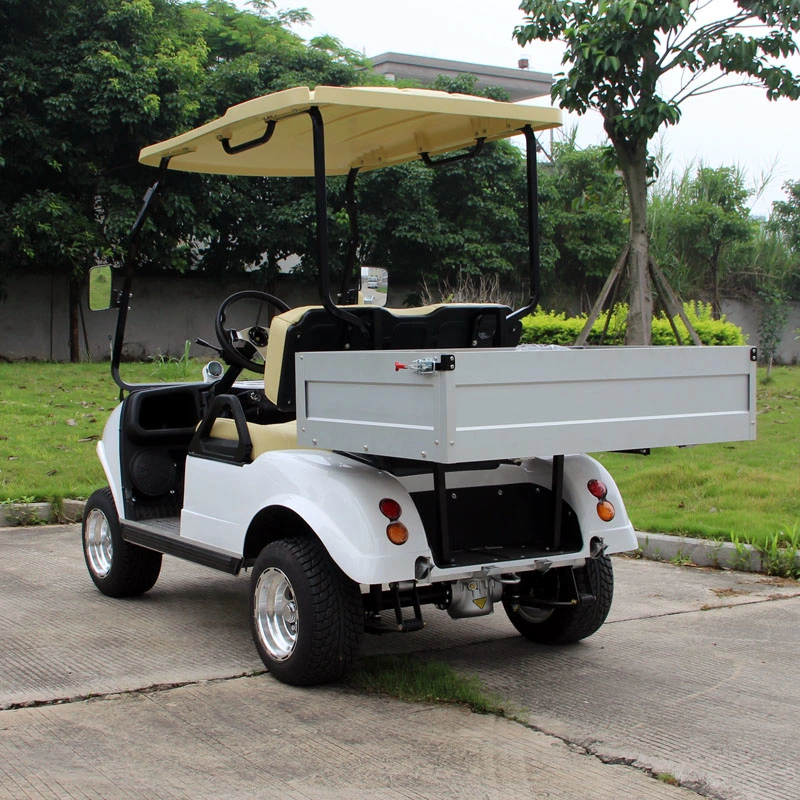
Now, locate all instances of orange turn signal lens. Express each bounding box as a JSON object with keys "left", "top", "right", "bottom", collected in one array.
[
  {"left": 386, "top": 522, "right": 409, "bottom": 545},
  {"left": 596, "top": 500, "right": 615, "bottom": 522}
]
